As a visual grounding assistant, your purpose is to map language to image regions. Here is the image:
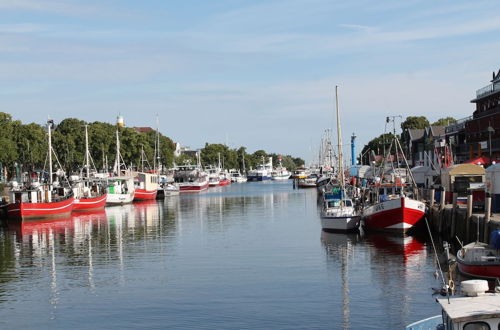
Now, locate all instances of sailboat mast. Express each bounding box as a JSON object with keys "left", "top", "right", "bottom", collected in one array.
[
  {"left": 48, "top": 119, "right": 53, "bottom": 185},
  {"left": 85, "top": 125, "right": 90, "bottom": 179},
  {"left": 115, "top": 129, "right": 120, "bottom": 175},
  {"left": 335, "top": 86, "right": 344, "bottom": 191}
]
